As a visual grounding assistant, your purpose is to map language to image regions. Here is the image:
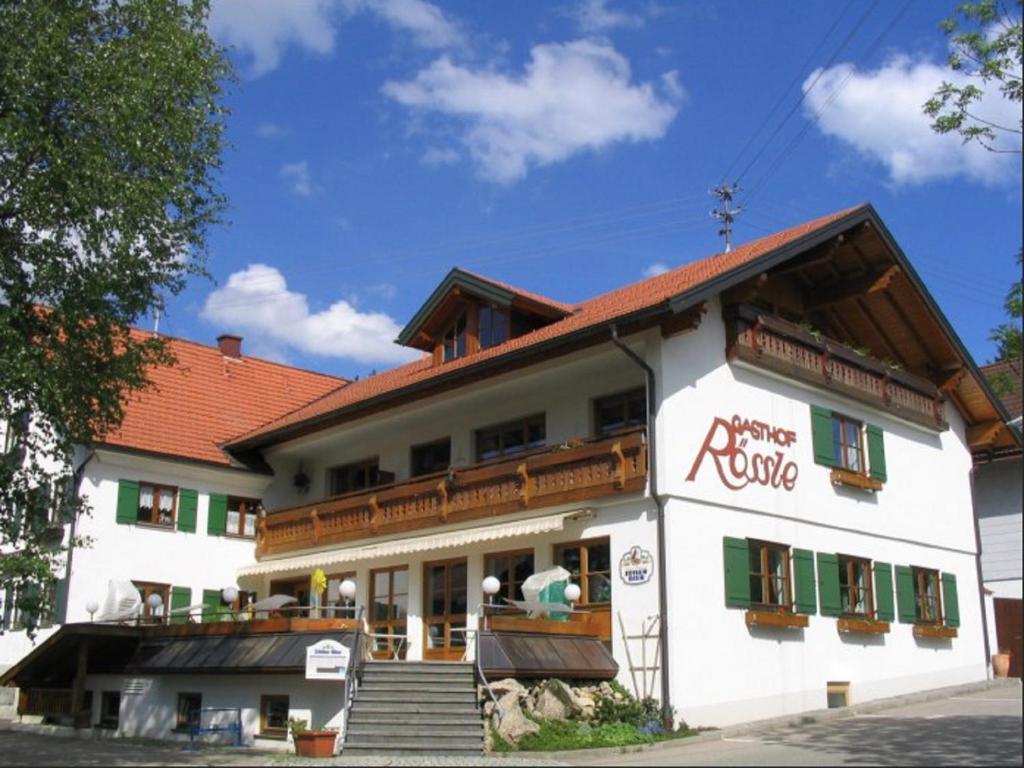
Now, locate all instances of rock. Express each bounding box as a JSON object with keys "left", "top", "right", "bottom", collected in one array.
[
  {"left": 490, "top": 678, "right": 527, "bottom": 699},
  {"left": 493, "top": 704, "right": 540, "bottom": 745},
  {"left": 572, "top": 691, "right": 596, "bottom": 720},
  {"left": 533, "top": 679, "right": 579, "bottom": 721}
]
